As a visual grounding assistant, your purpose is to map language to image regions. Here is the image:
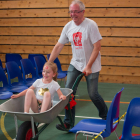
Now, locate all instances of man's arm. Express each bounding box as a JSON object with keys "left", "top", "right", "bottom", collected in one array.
[
  {"left": 49, "top": 42, "right": 64, "bottom": 62},
  {"left": 83, "top": 40, "right": 101, "bottom": 76}
]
